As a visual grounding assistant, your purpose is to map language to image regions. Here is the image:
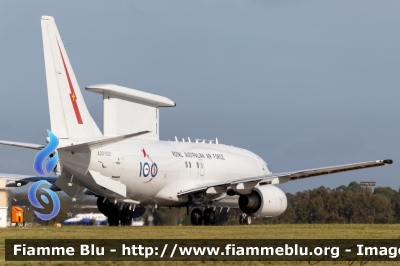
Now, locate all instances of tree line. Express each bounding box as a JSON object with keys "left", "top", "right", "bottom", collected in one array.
[{"left": 260, "top": 182, "right": 400, "bottom": 224}]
